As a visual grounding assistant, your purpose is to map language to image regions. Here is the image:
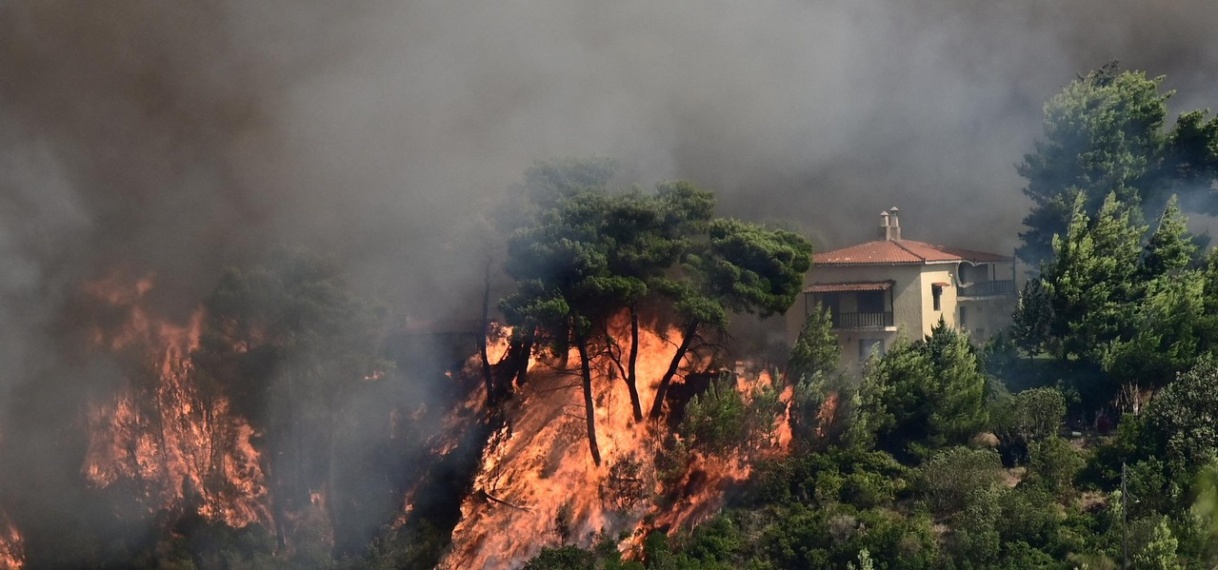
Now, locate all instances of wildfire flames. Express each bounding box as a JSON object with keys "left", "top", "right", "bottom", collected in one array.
[
  {"left": 3, "top": 273, "right": 795, "bottom": 569},
  {"left": 440, "top": 321, "right": 792, "bottom": 569},
  {"left": 80, "top": 273, "right": 272, "bottom": 528},
  {"left": 0, "top": 509, "right": 22, "bottom": 570}
]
